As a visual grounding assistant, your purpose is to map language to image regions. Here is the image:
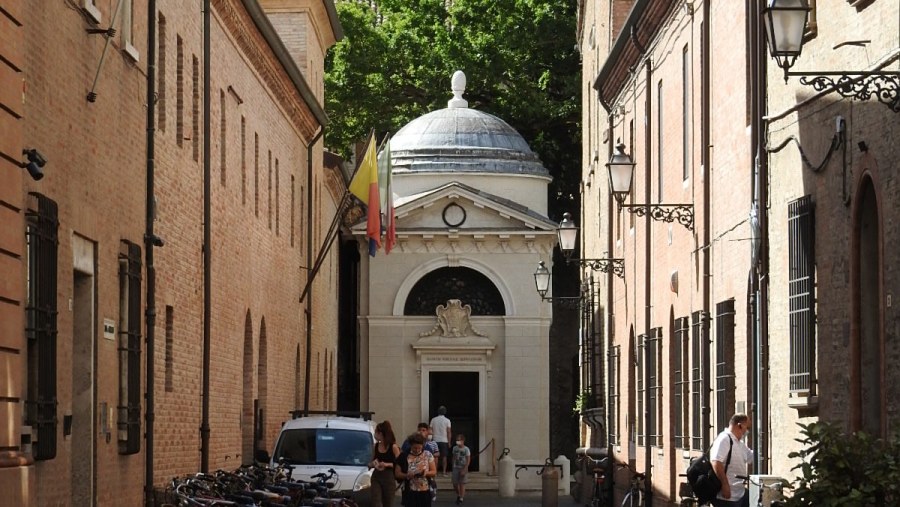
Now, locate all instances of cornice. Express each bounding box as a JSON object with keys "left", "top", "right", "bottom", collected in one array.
[
  {"left": 214, "top": 0, "right": 323, "bottom": 139},
  {"left": 359, "top": 236, "right": 555, "bottom": 255}
]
